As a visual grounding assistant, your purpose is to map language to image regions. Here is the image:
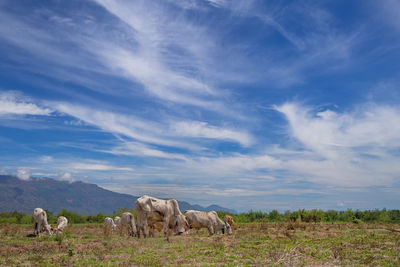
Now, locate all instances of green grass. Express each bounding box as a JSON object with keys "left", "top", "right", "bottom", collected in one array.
[{"left": 0, "top": 222, "right": 399, "bottom": 266}]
